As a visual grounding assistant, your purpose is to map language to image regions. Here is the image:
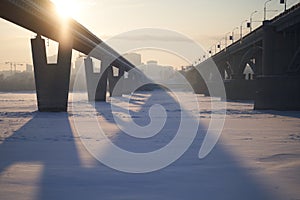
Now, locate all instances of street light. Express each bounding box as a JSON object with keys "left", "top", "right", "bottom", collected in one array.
[
  {"left": 230, "top": 27, "right": 239, "bottom": 43},
  {"left": 217, "top": 38, "right": 225, "bottom": 51},
  {"left": 248, "top": 11, "right": 258, "bottom": 32},
  {"left": 208, "top": 44, "right": 217, "bottom": 56},
  {"left": 264, "top": 0, "right": 272, "bottom": 21},
  {"left": 224, "top": 32, "right": 231, "bottom": 50},
  {"left": 240, "top": 20, "right": 248, "bottom": 40},
  {"left": 280, "top": 0, "right": 287, "bottom": 12}
]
